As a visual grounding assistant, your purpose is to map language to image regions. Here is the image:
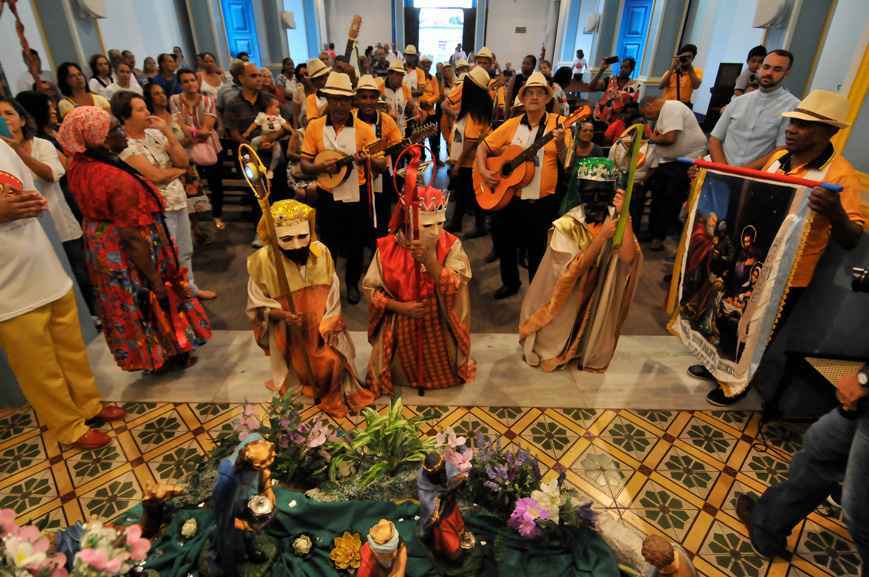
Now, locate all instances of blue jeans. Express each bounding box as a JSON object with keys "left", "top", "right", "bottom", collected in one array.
[
  {"left": 750, "top": 404, "right": 868, "bottom": 572},
  {"left": 163, "top": 207, "right": 198, "bottom": 294}
]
